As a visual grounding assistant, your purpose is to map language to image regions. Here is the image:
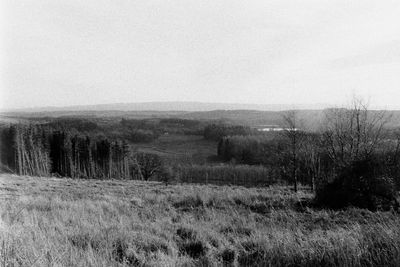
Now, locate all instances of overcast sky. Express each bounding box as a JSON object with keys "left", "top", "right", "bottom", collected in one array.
[{"left": 1, "top": 0, "right": 400, "bottom": 109}]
